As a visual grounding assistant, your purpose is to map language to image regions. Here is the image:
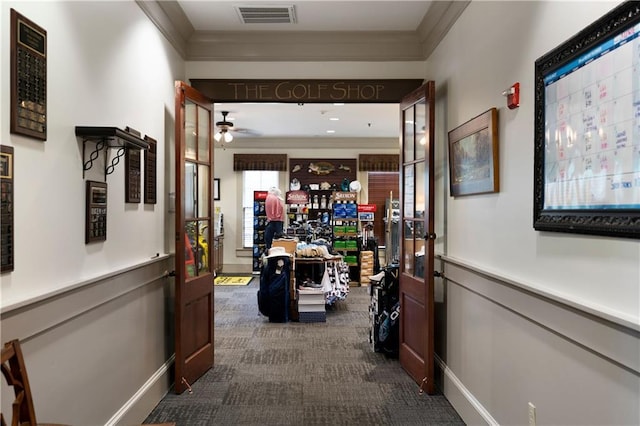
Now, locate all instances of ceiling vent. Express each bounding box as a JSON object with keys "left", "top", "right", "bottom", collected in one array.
[{"left": 235, "top": 5, "right": 297, "bottom": 24}]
